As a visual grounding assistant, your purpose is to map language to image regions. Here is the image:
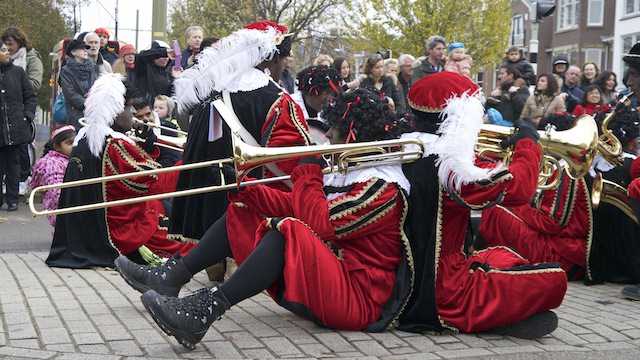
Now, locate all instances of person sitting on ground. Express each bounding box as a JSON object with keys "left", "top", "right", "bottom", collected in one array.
[
  {"left": 572, "top": 85, "right": 611, "bottom": 118},
  {"left": 502, "top": 46, "right": 536, "bottom": 86},
  {"left": 444, "top": 42, "right": 473, "bottom": 78},
  {"left": 594, "top": 71, "right": 619, "bottom": 105},
  {"left": 520, "top": 73, "right": 567, "bottom": 127},
  {"left": 46, "top": 74, "right": 196, "bottom": 270},
  {"left": 29, "top": 125, "right": 76, "bottom": 227},
  {"left": 580, "top": 62, "right": 599, "bottom": 92},
  {"left": 114, "top": 89, "right": 414, "bottom": 349}
]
